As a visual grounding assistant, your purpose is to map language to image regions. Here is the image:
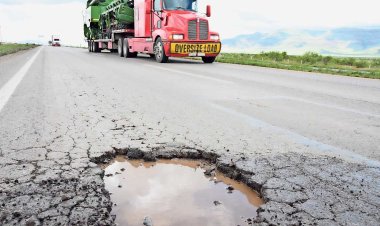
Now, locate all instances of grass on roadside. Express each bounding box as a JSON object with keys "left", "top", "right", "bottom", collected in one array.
[
  {"left": 0, "top": 43, "right": 39, "bottom": 57},
  {"left": 216, "top": 52, "right": 380, "bottom": 79}
]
